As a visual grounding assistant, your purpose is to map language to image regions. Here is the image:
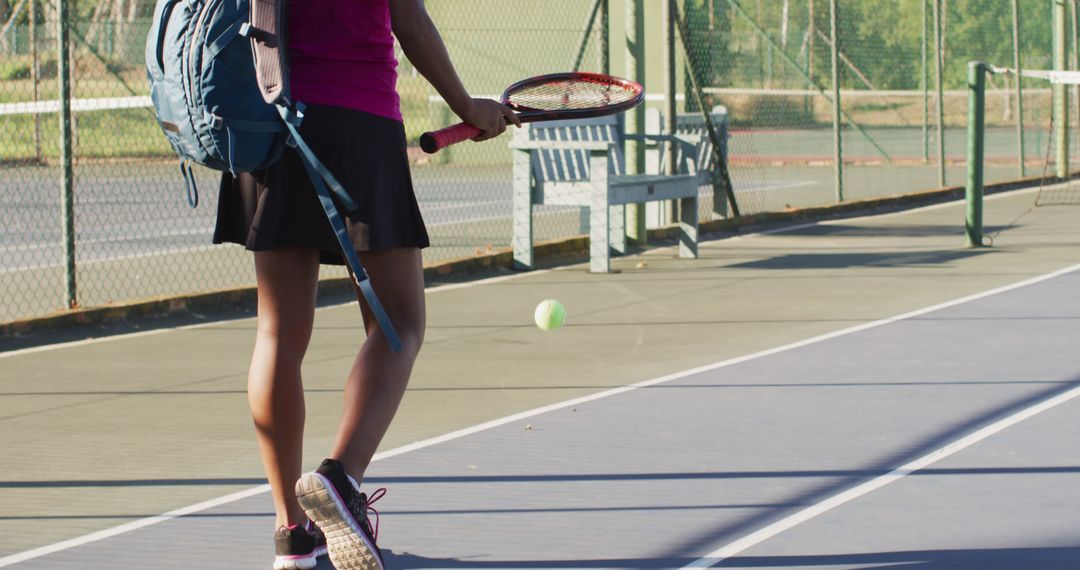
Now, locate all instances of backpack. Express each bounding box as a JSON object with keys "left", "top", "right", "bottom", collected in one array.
[{"left": 144, "top": 0, "right": 402, "bottom": 351}]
